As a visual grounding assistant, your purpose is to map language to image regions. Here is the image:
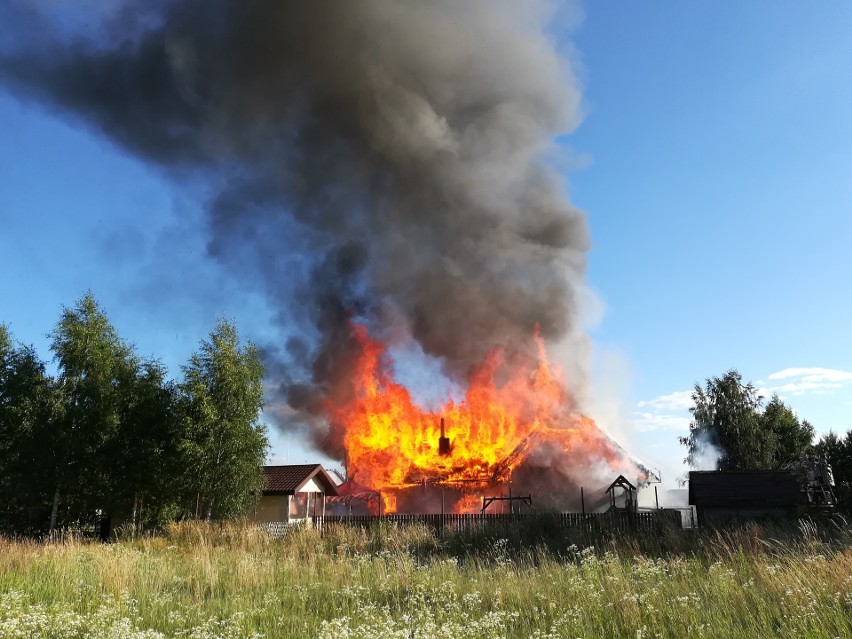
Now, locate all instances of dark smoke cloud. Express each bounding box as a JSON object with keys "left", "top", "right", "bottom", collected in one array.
[{"left": 0, "top": 0, "right": 589, "bottom": 458}]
